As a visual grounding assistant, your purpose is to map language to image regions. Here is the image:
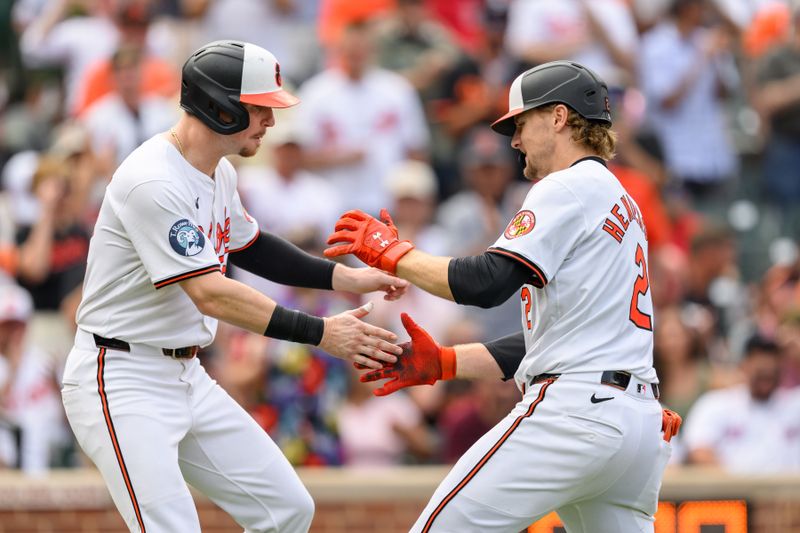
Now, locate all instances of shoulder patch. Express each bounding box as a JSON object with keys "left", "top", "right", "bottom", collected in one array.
[
  {"left": 169, "top": 219, "right": 205, "bottom": 256},
  {"left": 504, "top": 210, "right": 536, "bottom": 239}
]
